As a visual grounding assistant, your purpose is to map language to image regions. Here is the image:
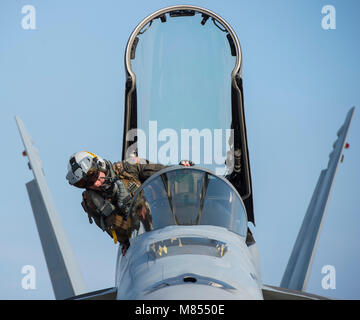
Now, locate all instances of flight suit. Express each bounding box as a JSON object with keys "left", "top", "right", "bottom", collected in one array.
[{"left": 81, "top": 161, "right": 167, "bottom": 248}]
